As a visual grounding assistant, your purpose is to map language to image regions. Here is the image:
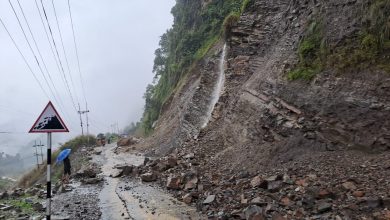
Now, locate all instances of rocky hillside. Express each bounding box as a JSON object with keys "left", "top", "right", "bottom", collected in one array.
[{"left": 134, "top": 0, "right": 390, "bottom": 219}]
